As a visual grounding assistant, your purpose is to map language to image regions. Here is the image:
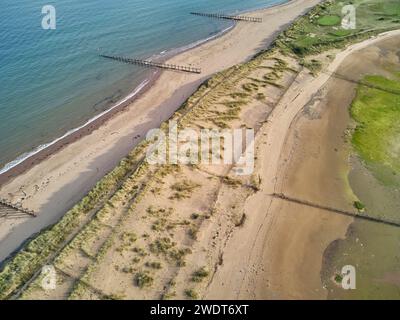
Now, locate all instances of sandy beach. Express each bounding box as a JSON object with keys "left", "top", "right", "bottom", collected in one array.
[
  {"left": 16, "top": 29, "right": 400, "bottom": 300},
  {"left": 203, "top": 30, "right": 400, "bottom": 299},
  {"left": 0, "top": 0, "right": 322, "bottom": 262},
  {"left": 2, "top": 0, "right": 398, "bottom": 298}
]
